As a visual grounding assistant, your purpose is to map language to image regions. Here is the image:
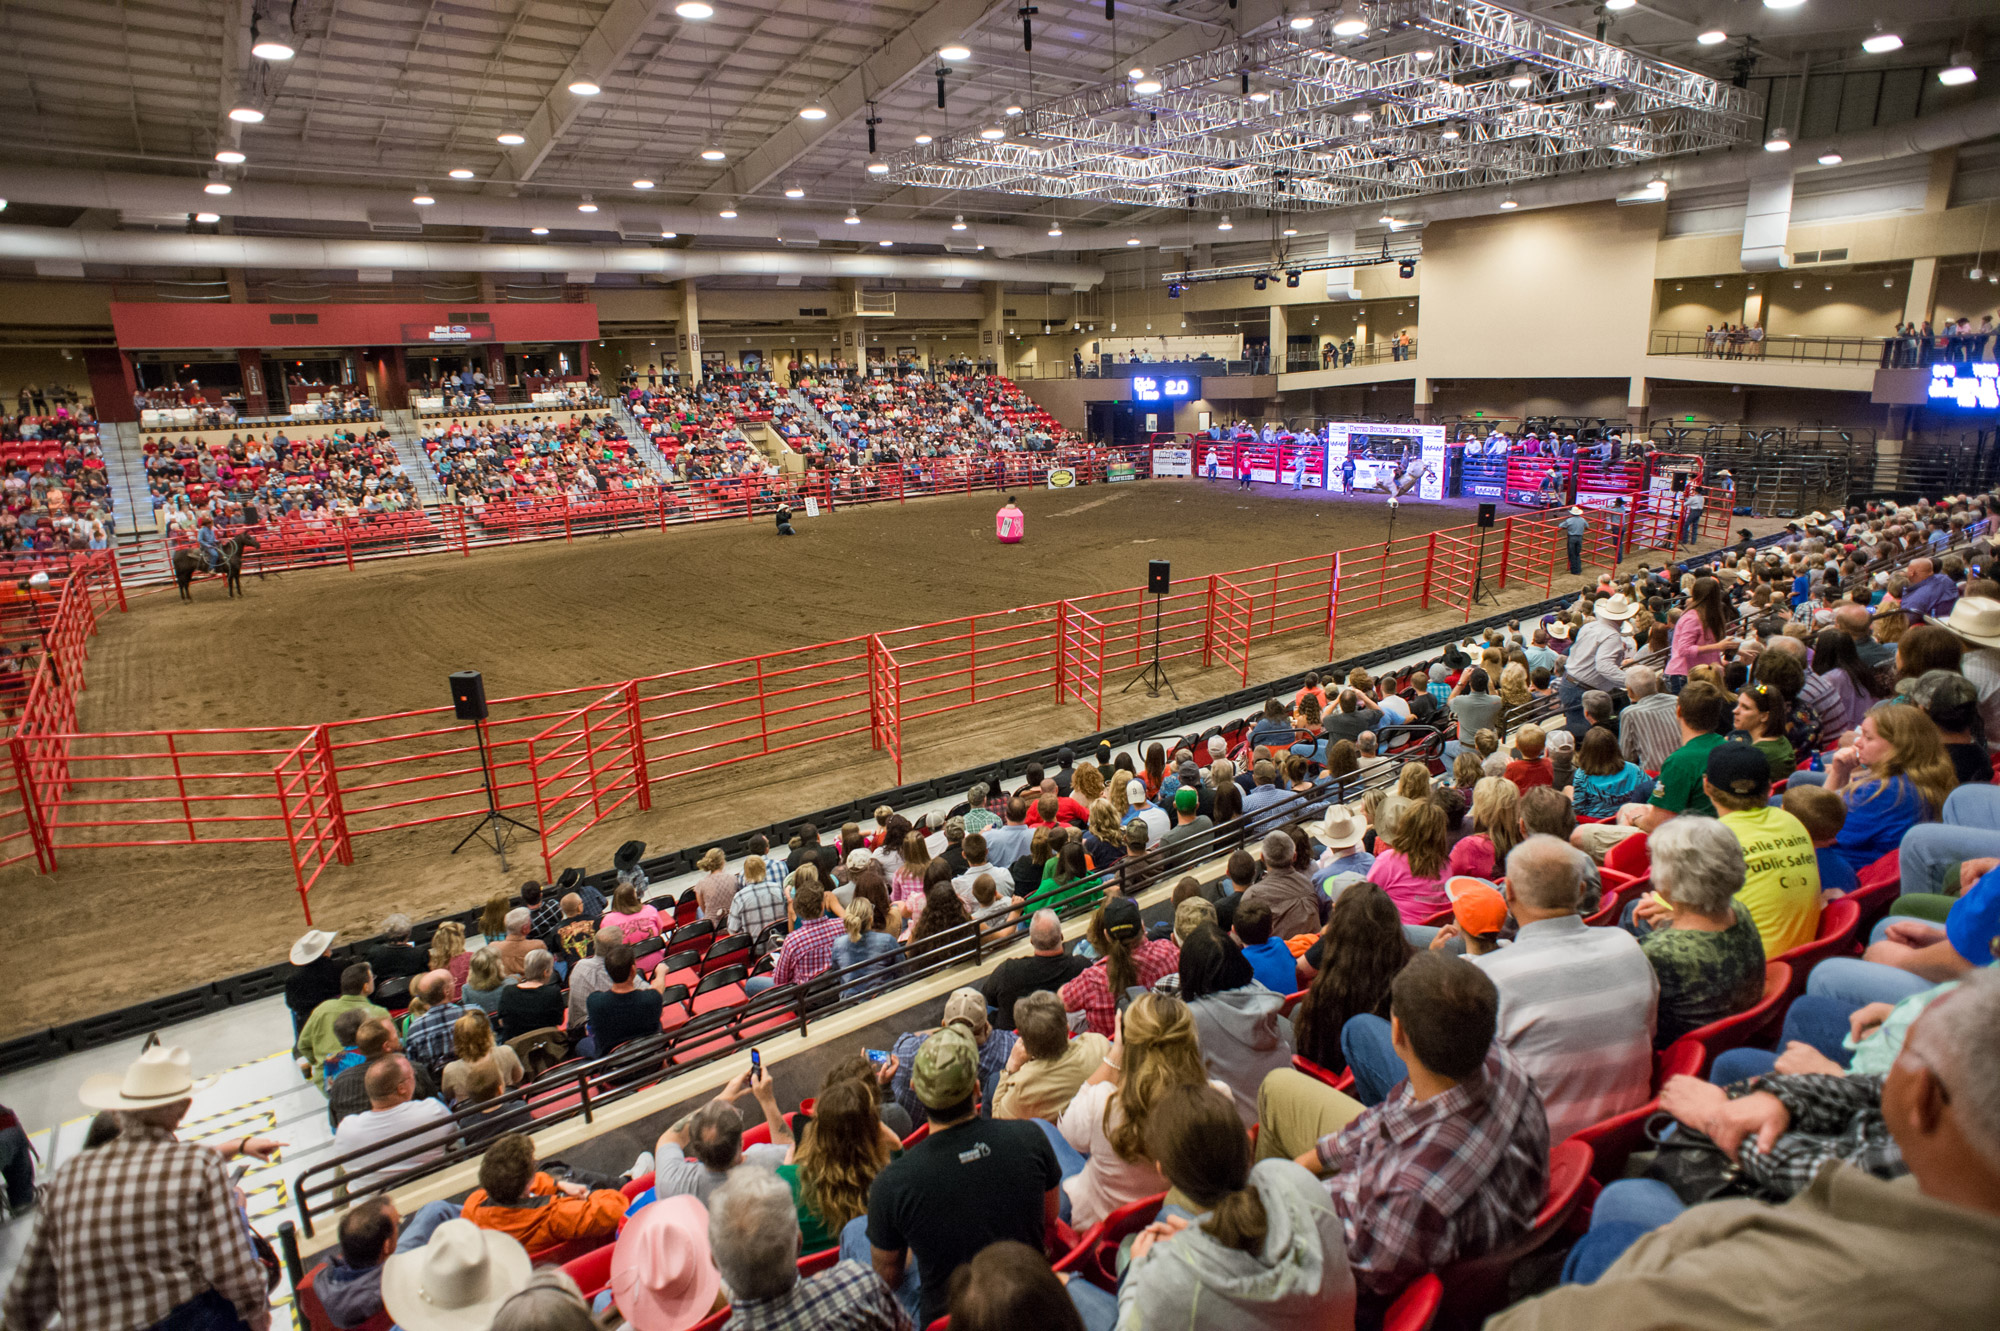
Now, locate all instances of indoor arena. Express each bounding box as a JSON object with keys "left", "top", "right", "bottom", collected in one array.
[{"left": 1, "top": 3, "right": 1998, "bottom": 1330}]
